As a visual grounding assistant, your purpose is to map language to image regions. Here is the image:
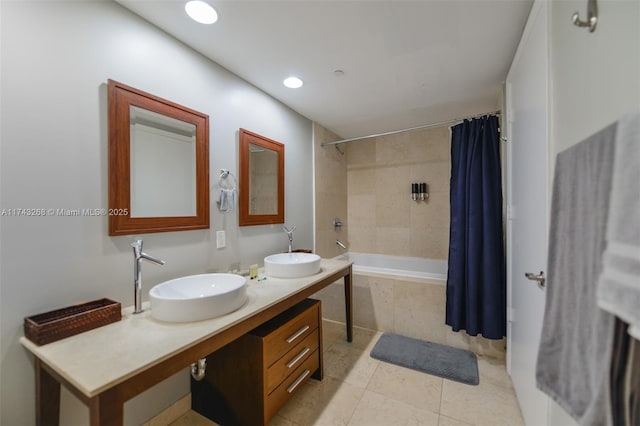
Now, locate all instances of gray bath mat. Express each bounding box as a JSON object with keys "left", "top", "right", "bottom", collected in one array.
[{"left": 370, "top": 333, "right": 479, "bottom": 385}]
